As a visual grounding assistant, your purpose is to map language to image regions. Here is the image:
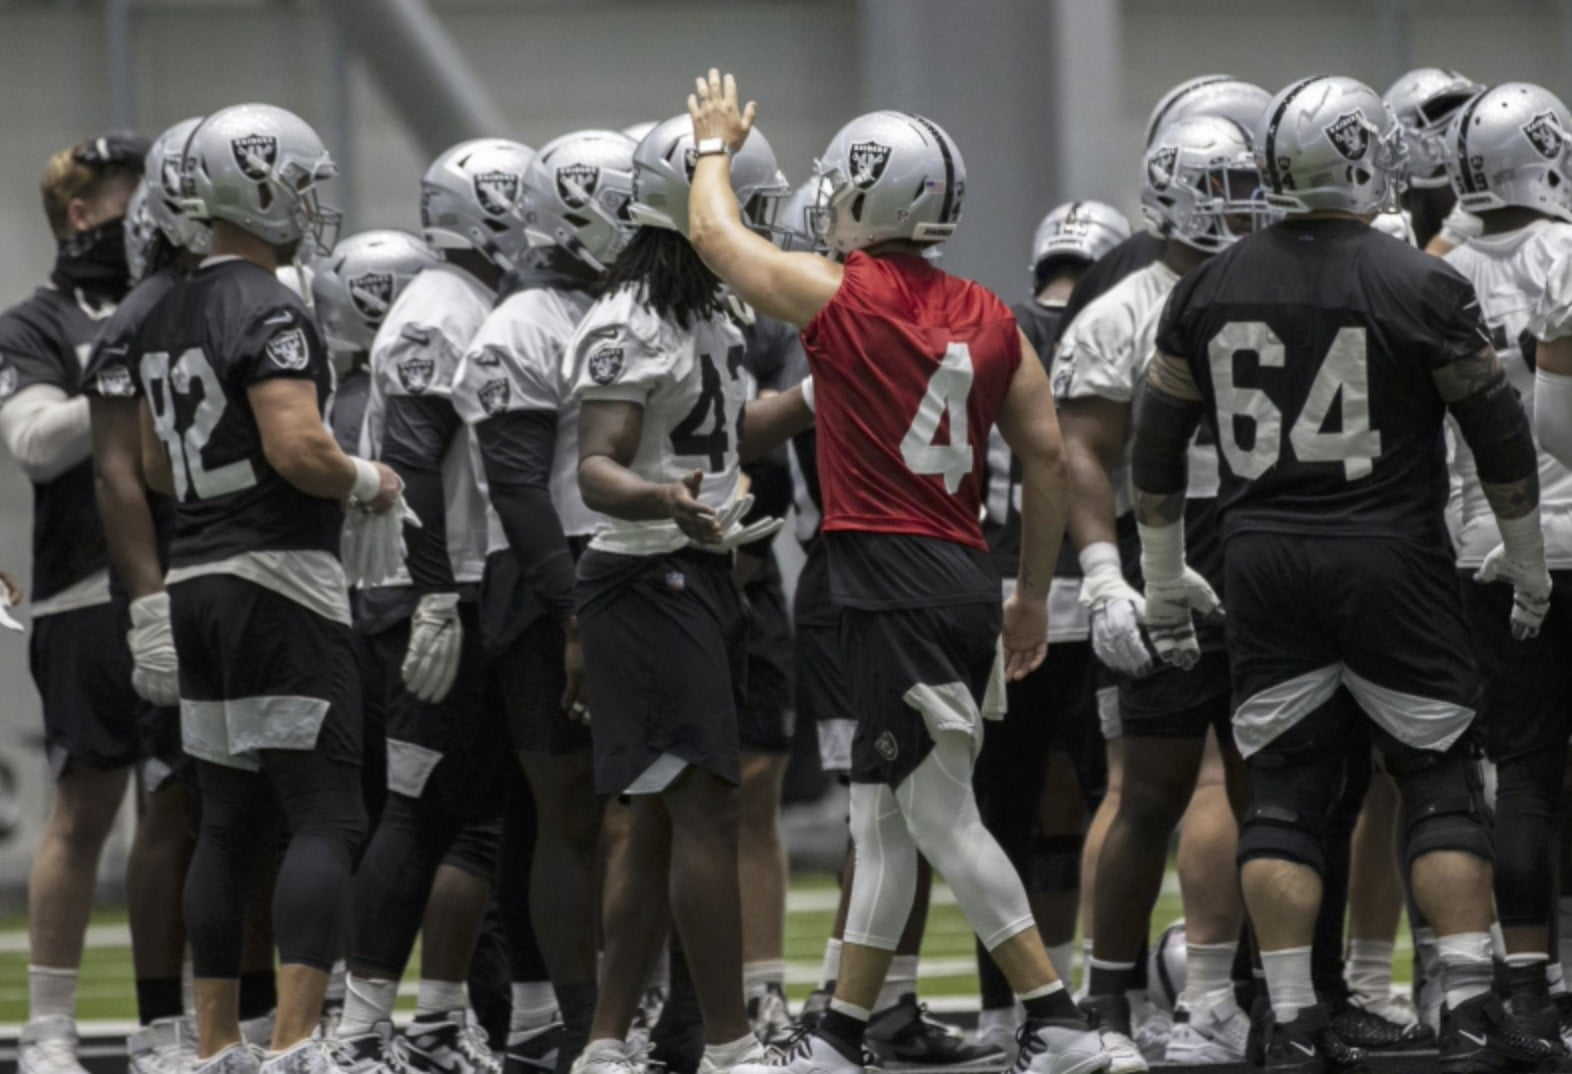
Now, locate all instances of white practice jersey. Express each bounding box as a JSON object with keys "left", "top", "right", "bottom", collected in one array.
[
  {"left": 1449, "top": 219, "right": 1572, "bottom": 567},
  {"left": 566, "top": 284, "right": 752, "bottom": 556},
  {"left": 362, "top": 262, "right": 496, "bottom": 585},
  {"left": 454, "top": 284, "right": 601, "bottom": 541},
  {"left": 1051, "top": 261, "right": 1219, "bottom": 513}
]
